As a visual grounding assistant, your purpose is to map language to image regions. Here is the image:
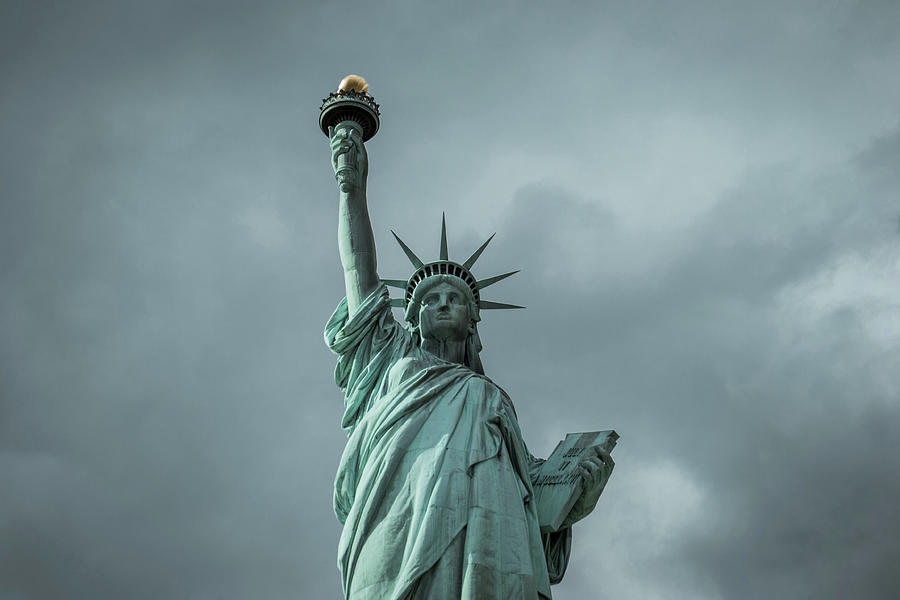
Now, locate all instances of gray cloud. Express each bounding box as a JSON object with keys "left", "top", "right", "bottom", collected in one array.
[
  {"left": 486, "top": 126, "right": 900, "bottom": 599},
  {"left": 2, "top": 1, "right": 899, "bottom": 599}
]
